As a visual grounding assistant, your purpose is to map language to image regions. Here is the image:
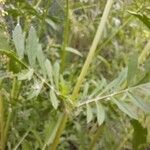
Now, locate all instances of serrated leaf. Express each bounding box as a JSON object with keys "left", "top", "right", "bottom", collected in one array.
[
  {"left": 26, "top": 26, "right": 38, "bottom": 67},
  {"left": 12, "top": 24, "right": 25, "bottom": 59},
  {"left": 127, "top": 92, "right": 150, "bottom": 113},
  {"left": 50, "top": 90, "right": 59, "bottom": 109},
  {"left": 86, "top": 103, "right": 93, "bottom": 123},
  {"left": 17, "top": 69, "right": 34, "bottom": 81},
  {"left": 45, "top": 59, "right": 54, "bottom": 85},
  {"left": 37, "top": 44, "right": 46, "bottom": 77},
  {"left": 127, "top": 52, "right": 138, "bottom": 86},
  {"left": 112, "top": 98, "right": 138, "bottom": 119},
  {"left": 96, "top": 102, "right": 105, "bottom": 126},
  {"left": 53, "top": 62, "right": 60, "bottom": 89}
]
